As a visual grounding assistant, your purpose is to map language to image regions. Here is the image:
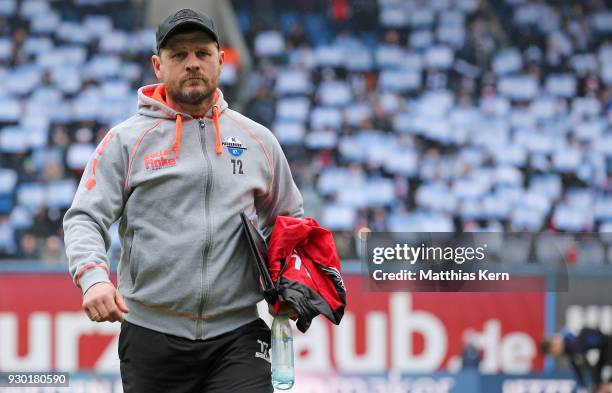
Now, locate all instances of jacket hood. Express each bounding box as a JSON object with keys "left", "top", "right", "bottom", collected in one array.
[{"left": 137, "top": 83, "right": 228, "bottom": 156}]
